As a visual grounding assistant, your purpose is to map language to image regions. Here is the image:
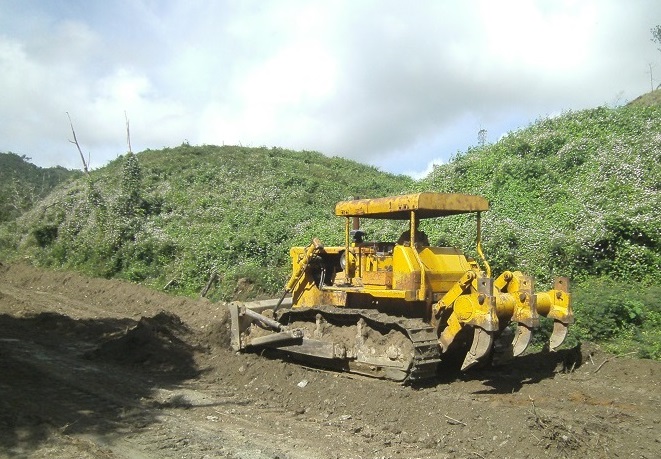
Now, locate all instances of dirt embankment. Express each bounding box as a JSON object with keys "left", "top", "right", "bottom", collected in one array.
[{"left": 1, "top": 262, "right": 659, "bottom": 459}]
